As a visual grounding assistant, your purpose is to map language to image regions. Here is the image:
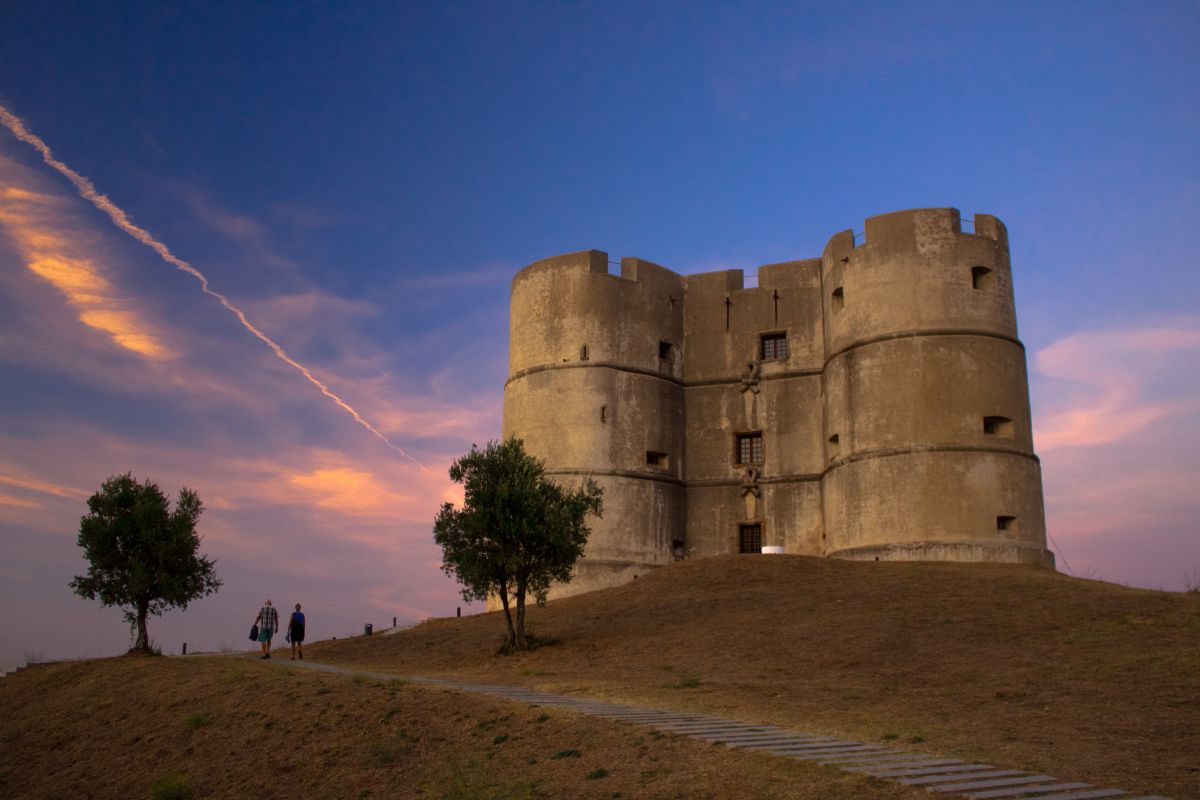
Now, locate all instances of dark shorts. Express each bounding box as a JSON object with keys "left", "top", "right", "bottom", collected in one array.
[{"left": 289, "top": 624, "right": 305, "bottom": 643}]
